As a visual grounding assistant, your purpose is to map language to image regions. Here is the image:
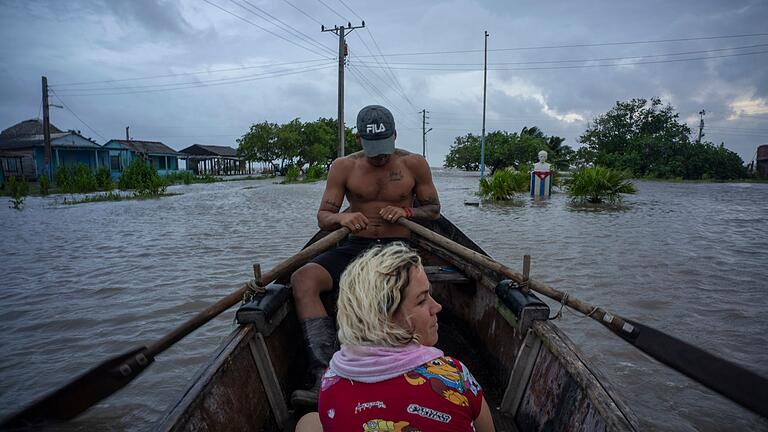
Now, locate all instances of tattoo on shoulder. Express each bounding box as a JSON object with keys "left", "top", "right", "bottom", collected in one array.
[
  {"left": 348, "top": 151, "right": 364, "bottom": 160},
  {"left": 323, "top": 200, "right": 341, "bottom": 210},
  {"left": 389, "top": 170, "right": 403, "bottom": 181}
]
